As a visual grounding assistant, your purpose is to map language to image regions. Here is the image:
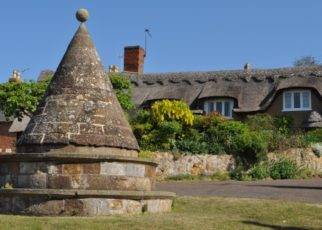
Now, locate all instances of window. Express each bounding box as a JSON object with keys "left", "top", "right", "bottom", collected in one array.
[
  {"left": 204, "top": 99, "right": 234, "bottom": 118},
  {"left": 283, "top": 90, "right": 311, "bottom": 111}
]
